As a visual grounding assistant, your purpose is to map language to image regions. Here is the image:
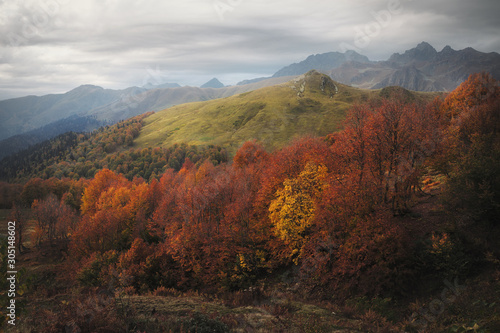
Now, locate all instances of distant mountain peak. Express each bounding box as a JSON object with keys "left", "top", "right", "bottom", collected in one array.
[
  {"left": 69, "top": 84, "right": 104, "bottom": 92},
  {"left": 440, "top": 45, "right": 455, "bottom": 54},
  {"left": 201, "top": 78, "right": 224, "bottom": 88},
  {"left": 389, "top": 41, "right": 438, "bottom": 63},
  {"left": 415, "top": 41, "right": 436, "bottom": 52},
  {"left": 344, "top": 49, "right": 366, "bottom": 60}
]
